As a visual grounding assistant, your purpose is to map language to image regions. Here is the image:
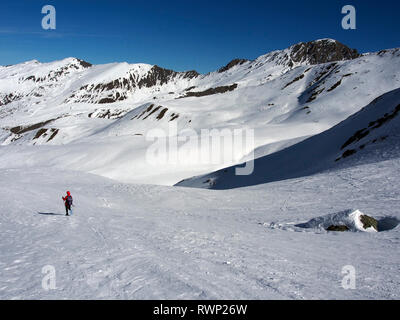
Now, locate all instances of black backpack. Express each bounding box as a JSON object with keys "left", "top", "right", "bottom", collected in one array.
[{"left": 66, "top": 195, "right": 73, "bottom": 206}]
